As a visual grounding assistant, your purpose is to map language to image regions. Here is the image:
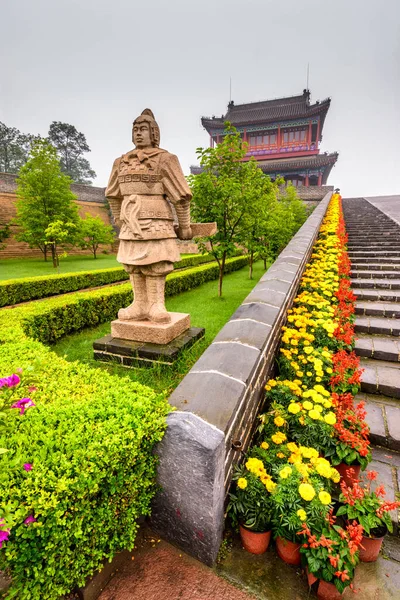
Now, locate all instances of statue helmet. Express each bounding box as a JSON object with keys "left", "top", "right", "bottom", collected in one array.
[{"left": 133, "top": 109, "right": 160, "bottom": 147}]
